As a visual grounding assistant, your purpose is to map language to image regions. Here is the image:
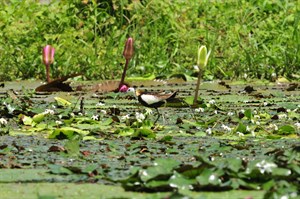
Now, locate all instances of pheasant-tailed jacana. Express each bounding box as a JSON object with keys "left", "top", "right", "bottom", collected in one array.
[{"left": 127, "top": 88, "right": 177, "bottom": 124}]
